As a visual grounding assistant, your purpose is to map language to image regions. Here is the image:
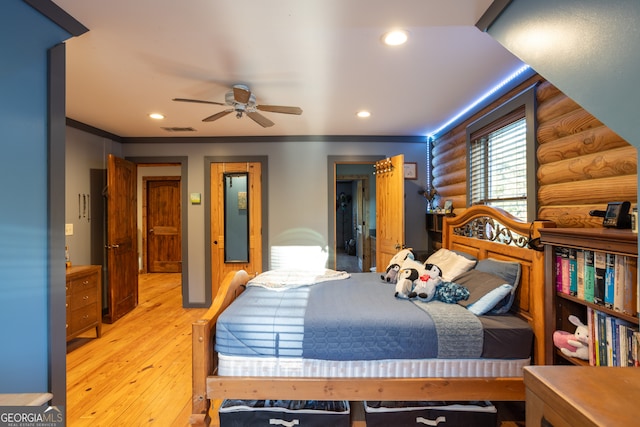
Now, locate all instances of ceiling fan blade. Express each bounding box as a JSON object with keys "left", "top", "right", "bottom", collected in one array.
[
  {"left": 246, "top": 111, "right": 275, "bottom": 128},
  {"left": 233, "top": 86, "right": 252, "bottom": 104},
  {"left": 173, "top": 98, "right": 225, "bottom": 105},
  {"left": 257, "top": 105, "right": 303, "bottom": 115},
  {"left": 202, "top": 109, "right": 233, "bottom": 122}
]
